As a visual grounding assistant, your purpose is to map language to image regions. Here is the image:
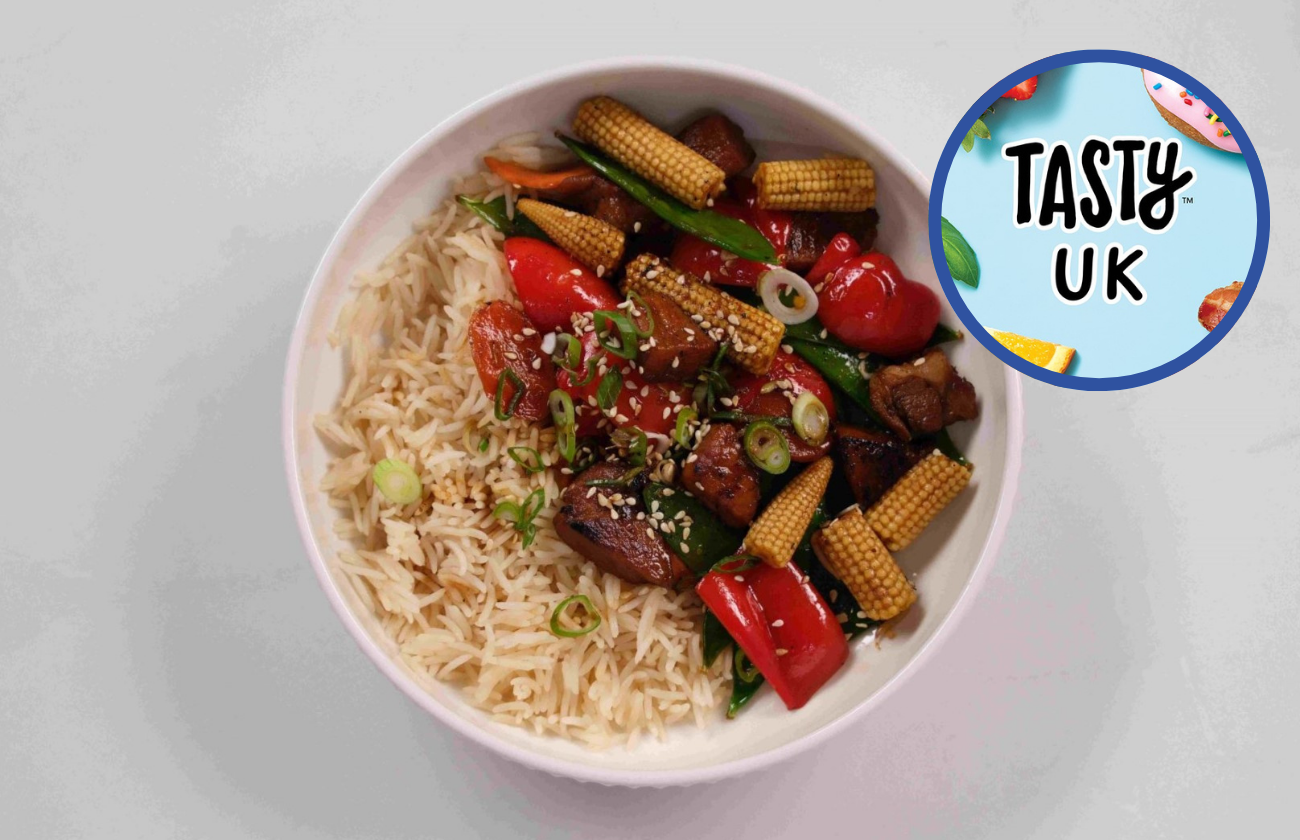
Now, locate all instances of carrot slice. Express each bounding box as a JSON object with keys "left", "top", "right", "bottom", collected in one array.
[{"left": 484, "top": 157, "right": 594, "bottom": 193}]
